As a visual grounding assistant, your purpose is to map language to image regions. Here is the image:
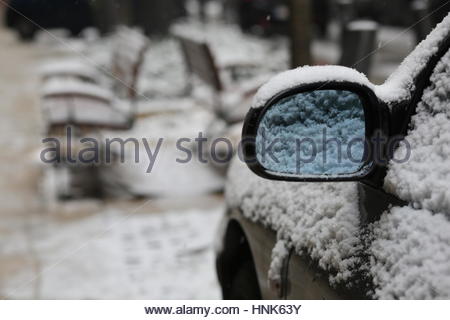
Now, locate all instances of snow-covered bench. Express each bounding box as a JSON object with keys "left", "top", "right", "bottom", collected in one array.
[
  {"left": 175, "top": 34, "right": 268, "bottom": 124},
  {"left": 41, "top": 27, "right": 149, "bottom": 134},
  {"left": 40, "top": 26, "right": 148, "bottom": 85},
  {"left": 39, "top": 59, "right": 100, "bottom": 84},
  {"left": 42, "top": 81, "right": 133, "bottom": 133}
]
